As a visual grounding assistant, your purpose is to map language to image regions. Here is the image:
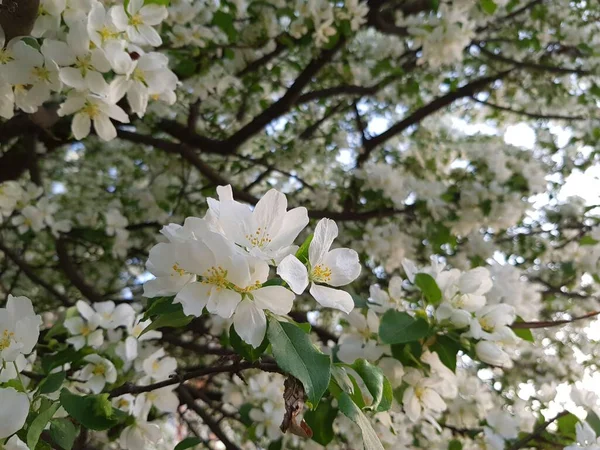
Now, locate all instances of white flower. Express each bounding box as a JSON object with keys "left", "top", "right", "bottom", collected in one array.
[
  {"left": 41, "top": 21, "right": 112, "bottom": 95},
  {"left": 435, "top": 267, "right": 491, "bottom": 328},
  {"left": 475, "top": 340, "right": 513, "bottom": 368},
  {"left": 142, "top": 348, "right": 177, "bottom": 381},
  {"left": 208, "top": 185, "right": 309, "bottom": 263},
  {"left": 0, "top": 387, "right": 30, "bottom": 438},
  {"left": 468, "top": 304, "right": 518, "bottom": 341},
  {"left": 143, "top": 242, "right": 196, "bottom": 297},
  {"left": 120, "top": 421, "right": 162, "bottom": 450},
  {"left": 402, "top": 368, "right": 447, "bottom": 423},
  {"left": 64, "top": 305, "right": 104, "bottom": 351},
  {"left": 4, "top": 435, "right": 29, "bottom": 450},
  {"left": 57, "top": 92, "right": 129, "bottom": 142},
  {"left": 109, "top": 52, "right": 177, "bottom": 117},
  {"left": 173, "top": 232, "right": 295, "bottom": 347},
  {"left": 81, "top": 301, "right": 136, "bottom": 330},
  {"left": 79, "top": 354, "right": 117, "bottom": 394},
  {"left": 113, "top": 394, "right": 137, "bottom": 415},
  {"left": 12, "top": 205, "right": 45, "bottom": 234},
  {"left": 3, "top": 41, "right": 61, "bottom": 113},
  {"left": 249, "top": 401, "right": 285, "bottom": 440},
  {"left": 0, "top": 295, "right": 42, "bottom": 363},
  {"left": 105, "top": 208, "right": 129, "bottom": 235},
  {"left": 138, "top": 386, "right": 179, "bottom": 417},
  {"left": 565, "top": 422, "right": 600, "bottom": 450},
  {"left": 118, "top": 314, "right": 162, "bottom": 362},
  {"left": 277, "top": 218, "right": 361, "bottom": 314},
  {"left": 111, "top": 0, "right": 168, "bottom": 47},
  {"left": 32, "top": 0, "right": 67, "bottom": 37},
  {"left": 88, "top": 1, "right": 123, "bottom": 48},
  {"left": 337, "top": 309, "right": 386, "bottom": 364}
]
